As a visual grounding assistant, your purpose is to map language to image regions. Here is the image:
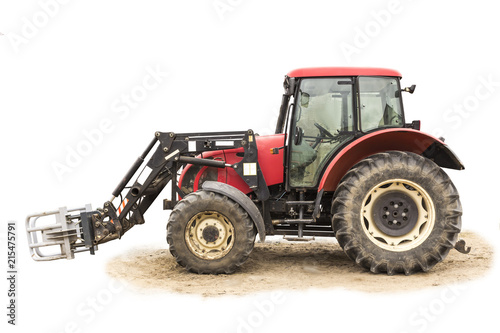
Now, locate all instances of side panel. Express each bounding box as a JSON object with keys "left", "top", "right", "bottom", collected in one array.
[
  {"left": 254, "top": 134, "right": 286, "bottom": 186},
  {"left": 318, "top": 128, "right": 464, "bottom": 192},
  {"left": 179, "top": 134, "right": 285, "bottom": 195}
]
